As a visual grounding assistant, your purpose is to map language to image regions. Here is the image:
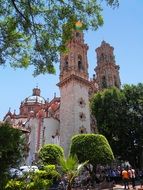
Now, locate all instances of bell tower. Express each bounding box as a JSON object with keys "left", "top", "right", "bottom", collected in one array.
[
  {"left": 60, "top": 31, "right": 89, "bottom": 81},
  {"left": 58, "top": 30, "right": 91, "bottom": 155},
  {"left": 95, "top": 41, "right": 121, "bottom": 90}
]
